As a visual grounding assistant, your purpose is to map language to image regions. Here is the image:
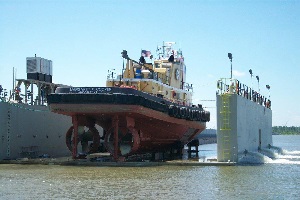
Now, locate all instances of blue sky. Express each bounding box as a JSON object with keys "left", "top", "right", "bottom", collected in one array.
[{"left": 1, "top": 0, "right": 299, "bottom": 128}]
